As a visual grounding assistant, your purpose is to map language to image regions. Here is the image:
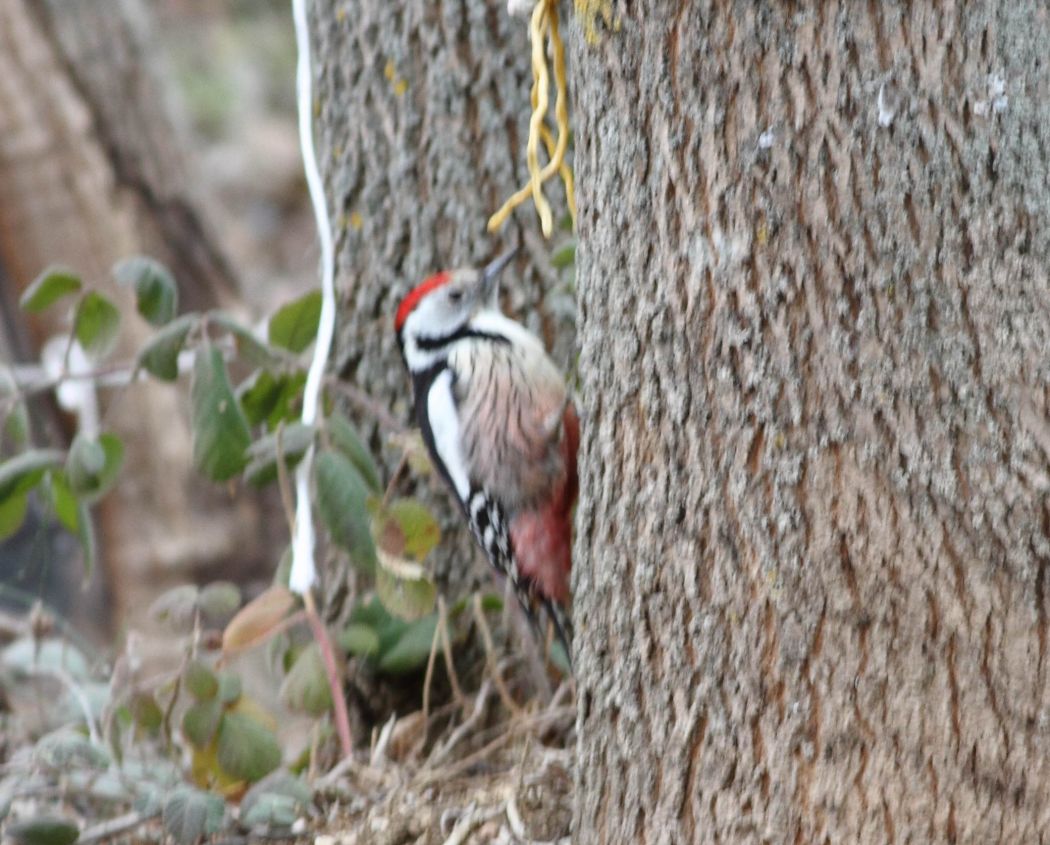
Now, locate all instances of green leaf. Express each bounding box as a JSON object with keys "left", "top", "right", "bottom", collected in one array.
[
  {"left": 272, "top": 547, "right": 292, "bottom": 587},
  {"left": 65, "top": 435, "right": 104, "bottom": 492},
  {"left": 49, "top": 474, "right": 79, "bottom": 533},
  {"left": 337, "top": 623, "right": 379, "bottom": 658},
  {"left": 216, "top": 712, "right": 281, "bottom": 782},
  {"left": 5, "top": 815, "right": 80, "bottom": 845},
  {"left": 2, "top": 639, "right": 88, "bottom": 683},
  {"left": 148, "top": 584, "right": 200, "bottom": 630},
  {"left": 0, "top": 490, "right": 28, "bottom": 540},
  {"left": 241, "top": 772, "right": 311, "bottom": 829},
  {"left": 551, "top": 242, "right": 576, "bottom": 269},
  {"left": 328, "top": 412, "right": 380, "bottom": 492},
  {"left": 34, "top": 728, "right": 109, "bottom": 769},
  {"left": 243, "top": 422, "right": 313, "bottom": 488},
  {"left": 217, "top": 673, "right": 242, "bottom": 704},
  {"left": 241, "top": 792, "right": 298, "bottom": 829},
  {"left": 374, "top": 498, "right": 441, "bottom": 561},
  {"left": 184, "top": 660, "right": 219, "bottom": 701},
  {"left": 162, "top": 787, "right": 225, "bottom": 845},
  {"left": 278, "top": 643, "right": 332, "bottom": 716},
  {"left": 478, "top": 592, "right": 505, "bottom": 614},
  {"left": 136, "top": 313, "right": 197, "bottom": 381},
  {"left": 65, "top": 433, "right": 123, "bottom": 502},
  {"left": 0, "top": 449, "right": 65, "bottom": 500},
  {"left": 208, "top": 312, "right": 283, "bottom": 369},
  {"left": 315, "top": 450, "right": 377, "bottom": 574},
  {"left": 238, "top": 370, "right": 308, "bottom": 430},
  {"left": 4, "top": 398, "right": 29, "bottom": 449},
  {"left": 190, "top": 345, "right": 251, "bottom": 482},
  {"left": 19, "top": 266, "right": 81, "bottom": 313},
  {"left": 348, "top": 597, "right": 409, "bottom": 654},
  {"left": 182, "top": 699, "right": 222, "bottom": 747},
  {"left": 74, "top": 291, "right": 121, "bottom": 362},
  {"left": 113, "top": 256, "right": 178, "bottom": 326},
  {"left": 131, "top": 692, "right": 163, "bottom": 733},
  {"left": 198, "top": 582, "right": 241, "bottom": 623},
  {"left": 377, "top": 613, "right": 438, "bottom": 675},
  {"left": 268, "top": 290, "right": 321, "bottom": 353},
  {"left": 76, "top": 501, "right": 96, "bottom": 580},
  {"left": 375, "top": 551, "right": 436, "bottom": 622}
]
